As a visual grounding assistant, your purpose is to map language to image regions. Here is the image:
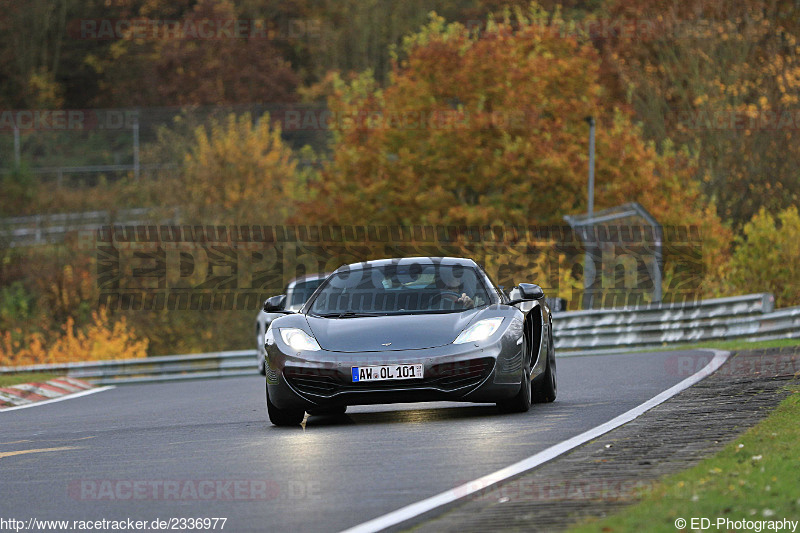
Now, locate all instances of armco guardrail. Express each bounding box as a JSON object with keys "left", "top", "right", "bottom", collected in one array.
[
  {"left": 0, "top": 350, "right": 257, "bottom": 386},
  {"left": 1, "top": 294, "right": 796, "bottom": 384},
  {"left": 554, "top": 293, "right": 774, "bottom": 330},
  {"left": 553, "top": 293, "right": 800, "bottom": 355},
  {"left": 0, "top": 207, "right": 178, "bottom": 247}
]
